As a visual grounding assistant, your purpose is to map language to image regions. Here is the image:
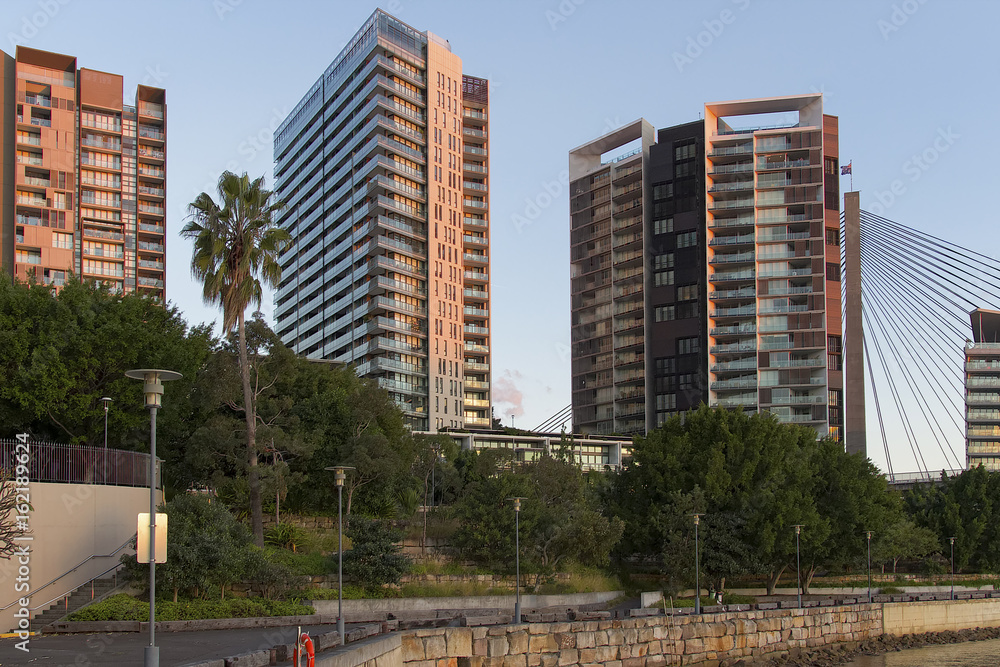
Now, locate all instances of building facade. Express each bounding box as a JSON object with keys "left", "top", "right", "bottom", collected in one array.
[
  {"left": 427, "top": 429, "right": 632, "bottom": 472},
  {"left": 273, "top": 10, "right": 490, "bottom": 432},
  {"left": 966, "top": 308, "right": 1000, "bottom": 470},
  {"left": 0, "top": 47, "right": 167, "bottom": 298},
  {"left": 570, "top": 94, "right": 850, "bottom": 440}
]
